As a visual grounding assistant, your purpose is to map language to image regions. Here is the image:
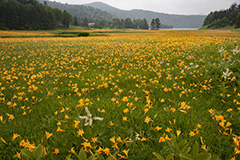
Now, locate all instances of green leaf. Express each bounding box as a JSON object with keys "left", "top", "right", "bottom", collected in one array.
[
  {"left": 96, "top": 153, "right": 105, "bottom": 160},
  {"left": 166, "top": 153, "right": 174, "bottom": 160},
  {"left": 21, "top": 149, "right": 34, "bottom": 159},
  {"left": 169, "top": 140, "right": 180, "bottom": 154},
  {"left": 85, "top": 126, "right": 93, "bottom": 140},
  {"left": 106, "top": 156, "right": 115, "bottom": 160},
  {"left": 170, "top": 133, "right": 177, "bottom": 142},
  {"left": 87, "top": 155, "right": 95, "bottom": 160},
  {"left": 211, "top": 155, "right": 219, "bottom": 160},
  {"left": 169, "top": 143, "right": 177, "bottom": 153},
  {"left": 78, "top": 148, "right": 87, "bottom": 160},
  {"left": 181, "top": 145, "right": 191, "bottom": 153},
  {"left": 178, "top": 140, "right": 187, "bottom": 148},
  {"left": 33, "top": 144, "right": 44, "bottom": 160},
  {"left": 172, "top": 140, "right": 179, "bottom": 151},
  {"left": 65, "top": 154, "right": 73, "bottom": 160},
  {"left": 195, "top": 153, "right": 211, "bottom": 160},
  {"left": 153, "top": 152, "right": 164, "bottom": 160},
  {"left": 179, "top": 153, "right": 194, "bottom": 160},
  {"left": 193, "top": 142, "right": 199, "bottom": 156},
  {"left": 170, "top": 133, "right": 177, "bottom": 146}
]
